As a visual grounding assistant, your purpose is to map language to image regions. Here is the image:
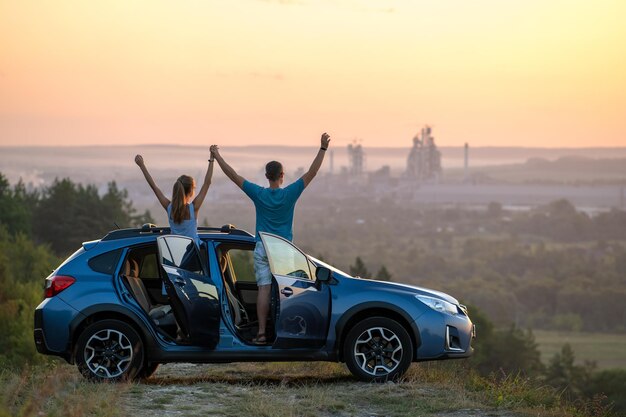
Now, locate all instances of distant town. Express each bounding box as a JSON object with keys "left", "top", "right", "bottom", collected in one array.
[{"left": 2, "top": 131, "right": 626, "bottom": 220}]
